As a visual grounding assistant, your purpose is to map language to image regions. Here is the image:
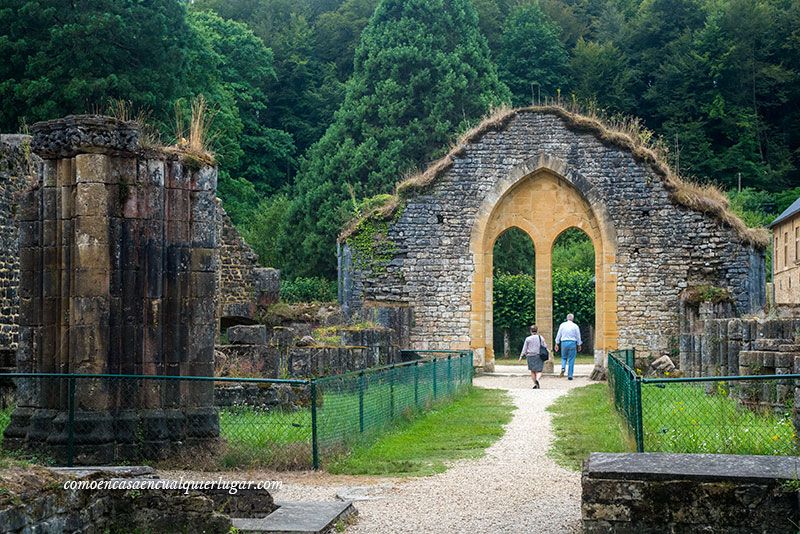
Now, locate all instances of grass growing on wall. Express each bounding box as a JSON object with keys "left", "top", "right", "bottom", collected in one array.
[
  {"left": 547, "top": 383, "right": 630, "bottom": 470},
  {"left": 327, "top": 387, "right": 513, "bottom": 476},
  {"left": 641, "top": 383, "right": 798, "bottom": 456}
]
